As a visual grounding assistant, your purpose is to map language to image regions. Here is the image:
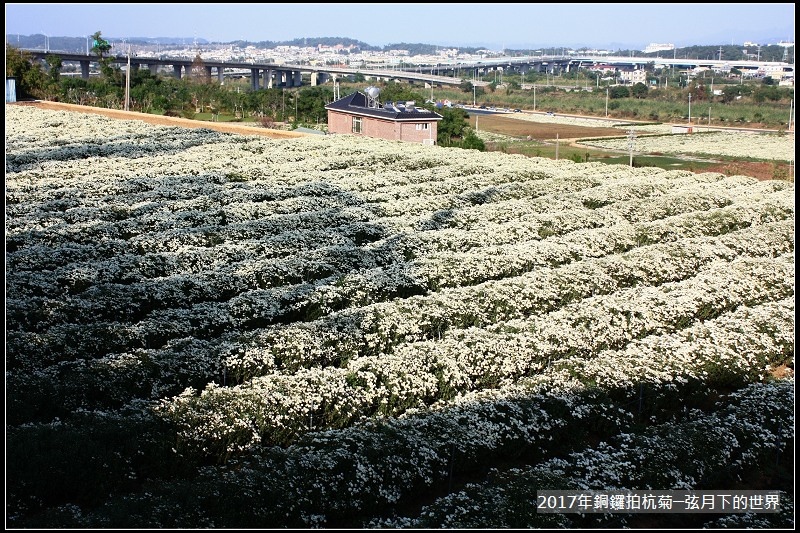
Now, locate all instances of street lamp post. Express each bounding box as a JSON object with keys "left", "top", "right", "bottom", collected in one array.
[
  {"left": 688, "top": 92, "right": 692, "bottom": 124},
  {"left": 605, "top": 87, "right": 609, "bottom": 117},
  {"left": 473, "top": 84, "right": 476, "bottom": 106}
]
